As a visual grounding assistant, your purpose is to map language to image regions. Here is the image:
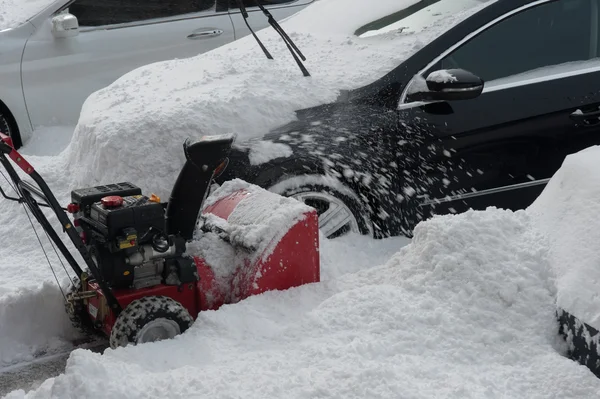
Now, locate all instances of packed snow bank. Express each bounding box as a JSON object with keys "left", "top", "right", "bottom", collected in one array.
[
  {"left": 65, "top": 0, "right": 493, "bottom": 199},
  {"left": 0, "top": 0, "right": 53, "bottom": 31},
  {"left": 529, "top": 145, "right": 600, "bottom": 330},
  {"left": 19, "top": 127, "right": 74, "bottom": 157},
  {"left": 9, "top": 208, "right": 600, "bottom": 399},
  {"left": 0, "top": 154, "right": 76, "bottom": 296},
  {"left": 0, "top": 282, "right": 82, "bottom": 368}
]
